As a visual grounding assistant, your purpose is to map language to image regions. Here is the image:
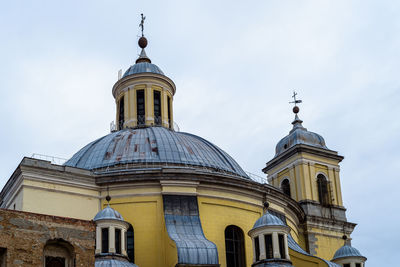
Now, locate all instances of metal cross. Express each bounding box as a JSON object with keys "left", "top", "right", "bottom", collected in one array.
[
  {"left": 289, "top": 91, "right": 302, "bottom": 106},
  {"left": 139, "top": 13, "right": 146, "bottom": 36}
]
